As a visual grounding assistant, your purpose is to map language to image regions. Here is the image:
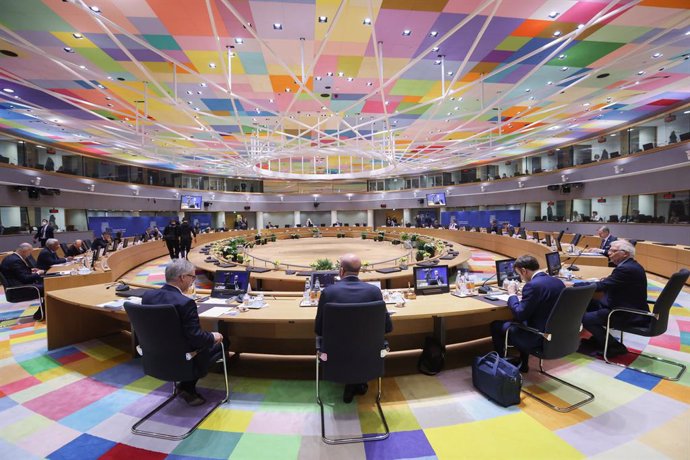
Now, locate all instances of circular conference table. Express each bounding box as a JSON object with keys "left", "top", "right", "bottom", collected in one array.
[{"left": 42, "top": 226, "right": 628, "bottom": 356}]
